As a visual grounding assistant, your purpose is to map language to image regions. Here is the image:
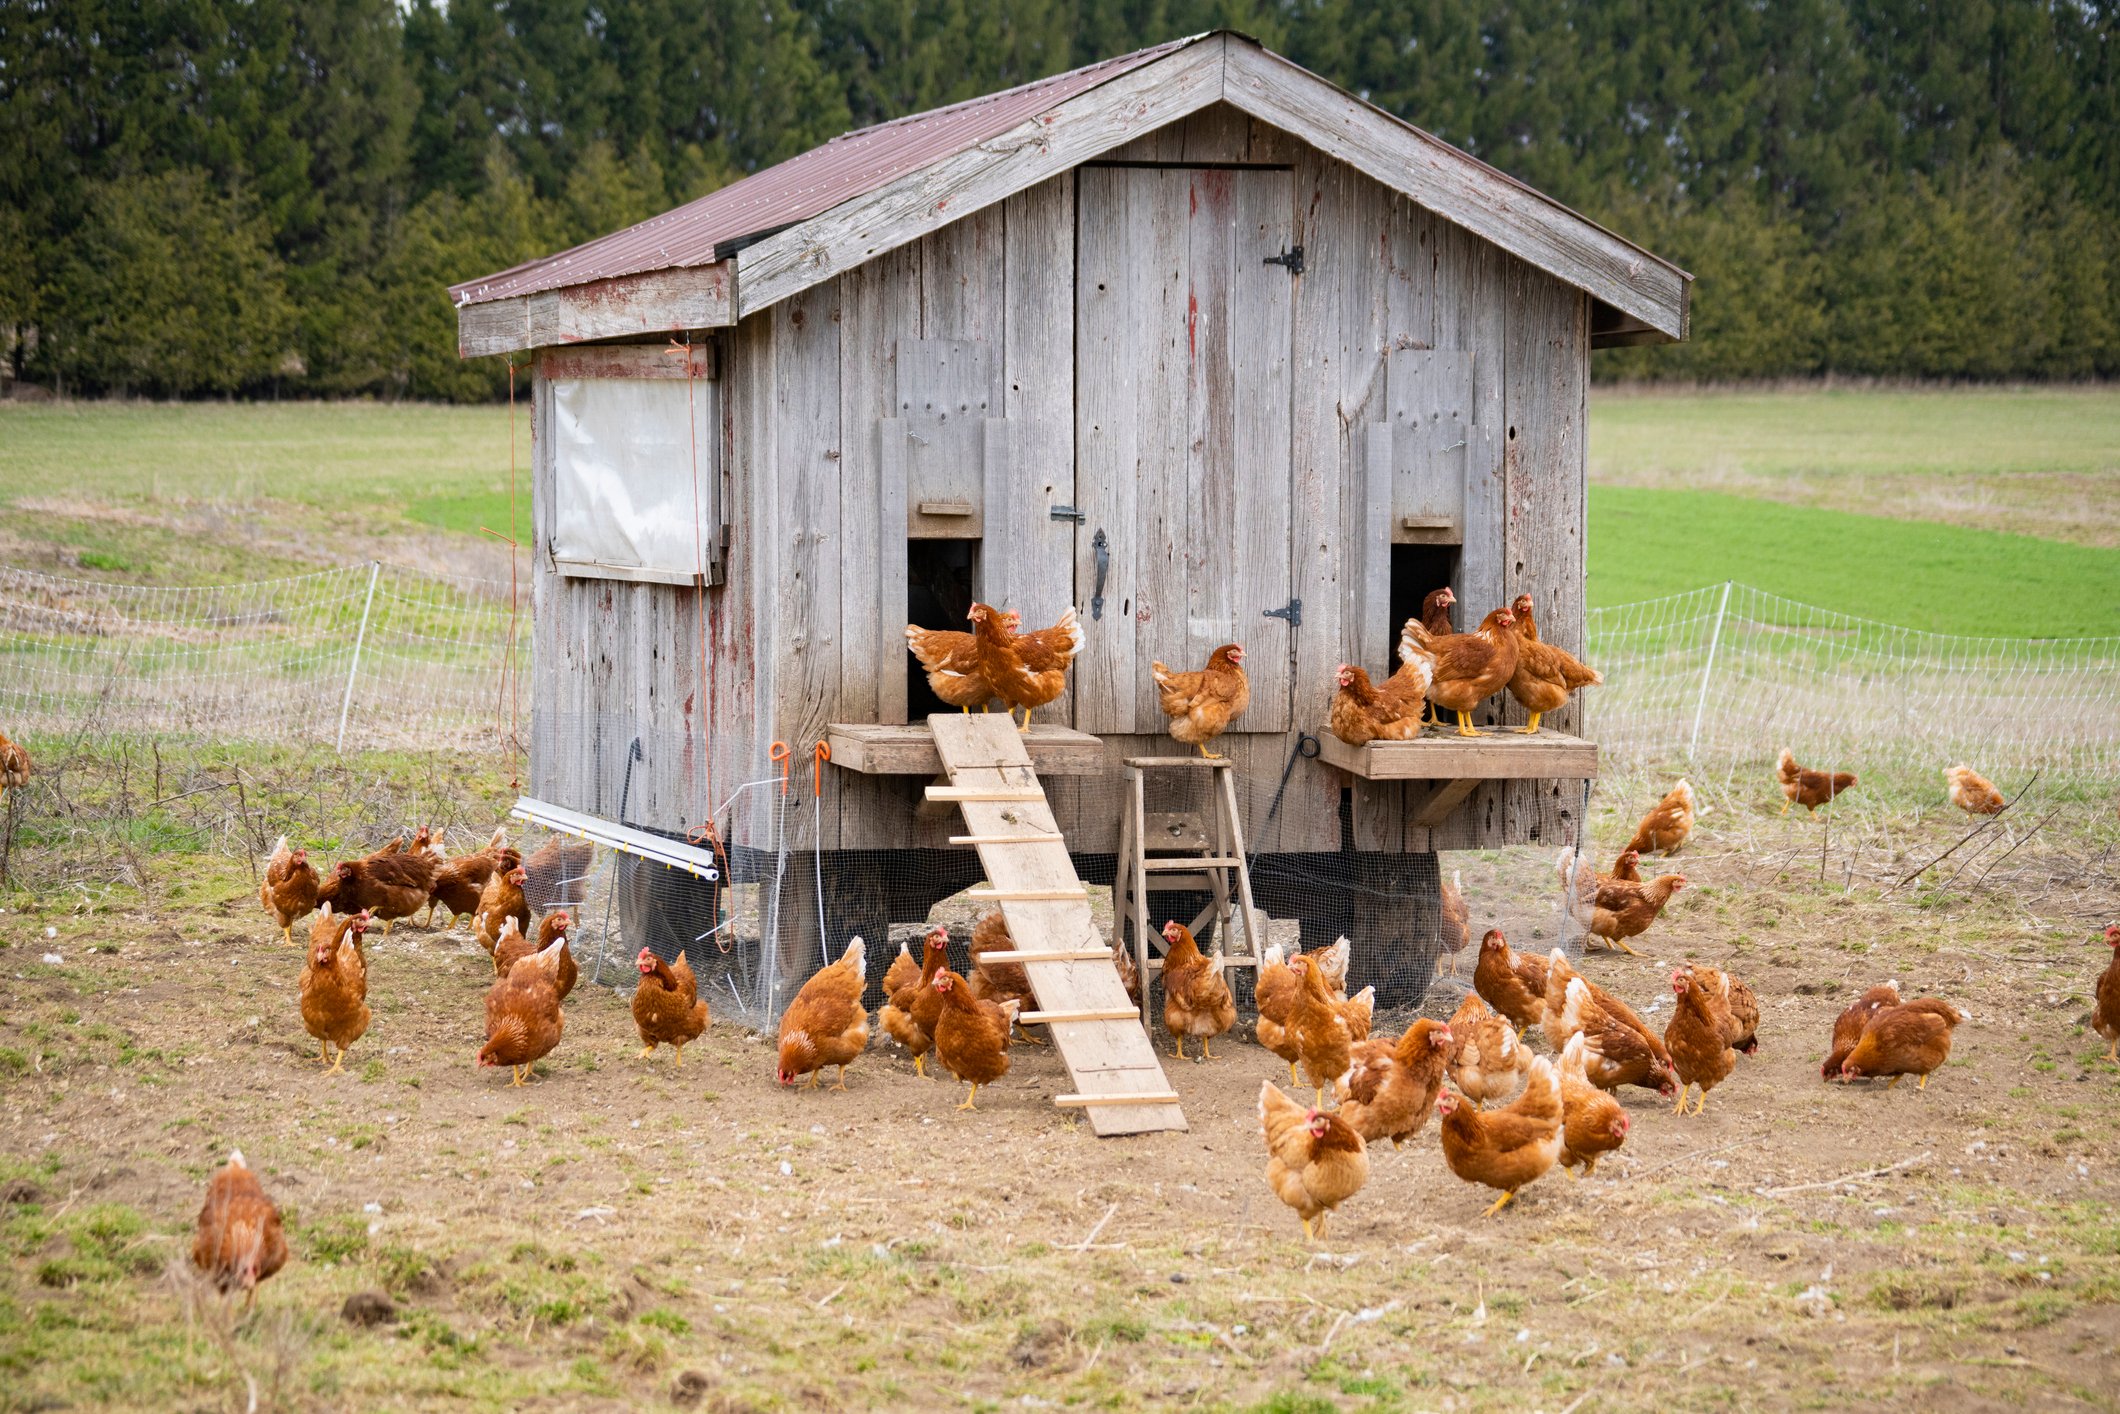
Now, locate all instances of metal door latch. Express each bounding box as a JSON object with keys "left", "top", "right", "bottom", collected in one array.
[
  {"left": 1262, "top": 246, "right": 1305, "bottom": 275},
  {"left": 1262, "top": 598, "right": 1302, "bottom": 628},
  {"left": 1090, "top": 530, "right": 1110, "bottom": 621},
  {"left": 1050, "top": 504, "right": 1086, "bottom": 524}
]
